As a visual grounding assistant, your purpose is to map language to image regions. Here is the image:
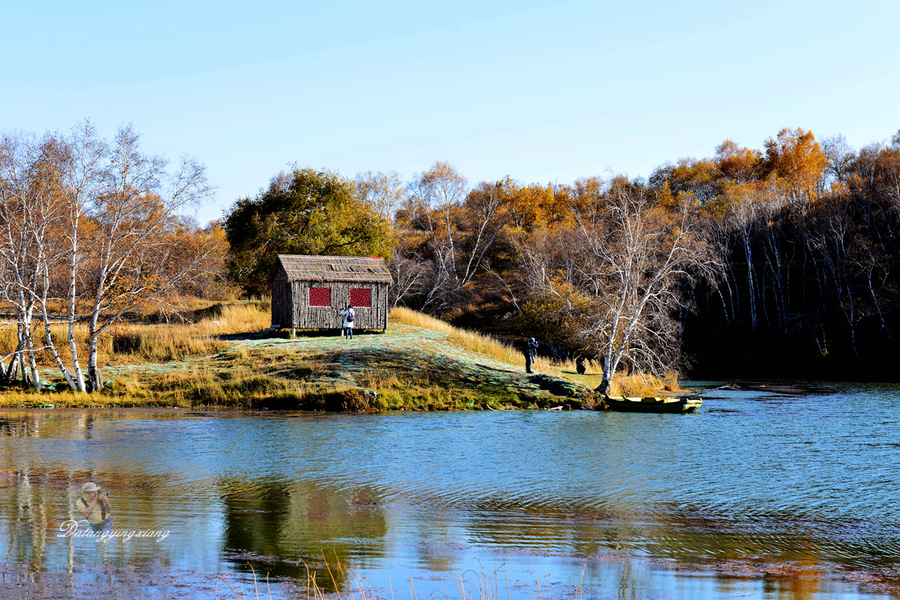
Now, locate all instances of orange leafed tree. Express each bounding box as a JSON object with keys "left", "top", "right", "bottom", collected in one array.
[
  {"left": 762, "top": 128, "right": 827, "bottom": 203},
  {"left": 715, "top": 139, "right": 761, "bottom": 183}
]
